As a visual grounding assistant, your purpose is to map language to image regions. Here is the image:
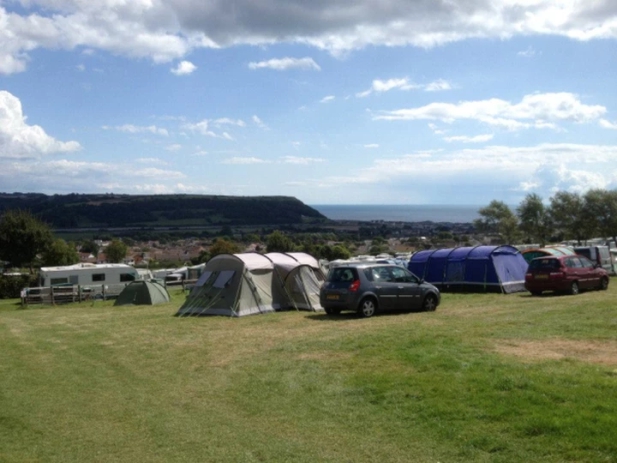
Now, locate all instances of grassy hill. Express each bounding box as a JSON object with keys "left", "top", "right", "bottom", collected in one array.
[
  {"left": 1, "top": 284, "right": 616, "bottom": 462},
  {"left": 0, "top": 193, "right": 327, "bottom": 228}
]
